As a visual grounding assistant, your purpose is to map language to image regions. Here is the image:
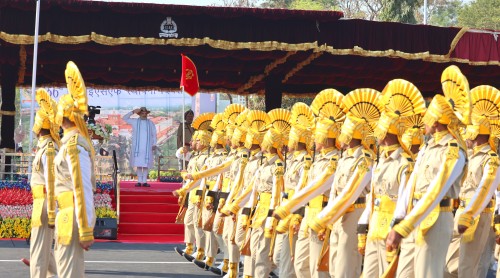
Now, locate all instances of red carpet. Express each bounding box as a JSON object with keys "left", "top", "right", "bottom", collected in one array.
[{"left": 117, "top": 181, "right": 184, "bottom": 243}]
